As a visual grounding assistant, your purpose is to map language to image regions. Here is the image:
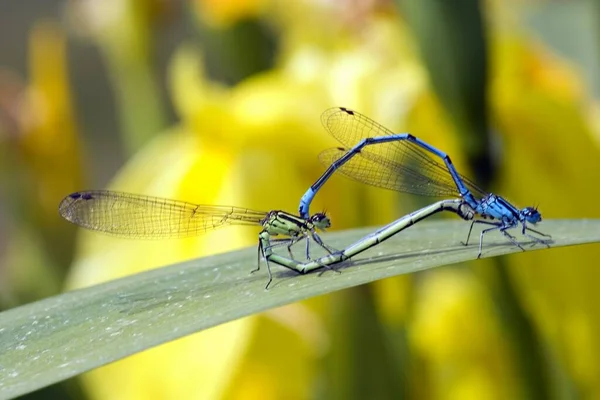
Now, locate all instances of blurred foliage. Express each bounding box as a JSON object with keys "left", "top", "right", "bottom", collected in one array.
[
  {"left": 65, "top": 0, "right": 169, "bottom": 154},
  {"left": 0, "top": 22, "right": 84, "bottom": 304},
  {"left": 1, "top": 0, "right": 600, "bottom": 399},
  {"left": 399, "top": 0, "right": 491, "bottom": 182}
]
